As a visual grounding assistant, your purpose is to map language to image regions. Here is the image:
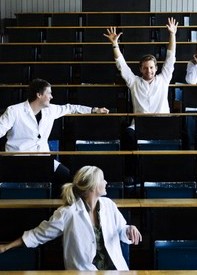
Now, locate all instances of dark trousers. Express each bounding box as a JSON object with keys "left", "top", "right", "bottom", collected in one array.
[
  {"left": 52, "top": 163, "right": 71, "bottom": 198},
  {"left": 184, "top": 116, "right": 197, "bottom": 149},
  {"left": 121, "top": 127, "right": 137, "bottom": 178}
]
